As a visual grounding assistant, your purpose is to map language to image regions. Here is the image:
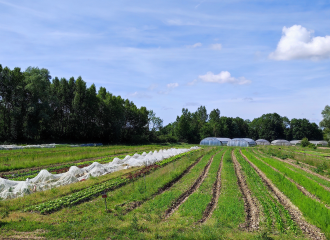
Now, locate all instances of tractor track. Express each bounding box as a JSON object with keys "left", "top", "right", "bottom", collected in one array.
[
  {"left": 232, "top": 151, "right": 259, "bottom": 231},
  {"left": 164, "top": 154, "right": 215, "bottom": 219},
  {"left": 199, "top": 151, "right": 225, "bottom": 223},
  {"left": 240, "top": 150, "right": 325, "bottom": 240}
]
